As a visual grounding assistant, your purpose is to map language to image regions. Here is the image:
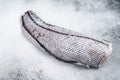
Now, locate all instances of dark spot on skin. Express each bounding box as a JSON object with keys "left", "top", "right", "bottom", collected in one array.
[
  {"left": 38, "top": 33, "right": 45, "bottom": 37},
  {"left": 89, "top": 50, "right": 97, "bottom": 56}
]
